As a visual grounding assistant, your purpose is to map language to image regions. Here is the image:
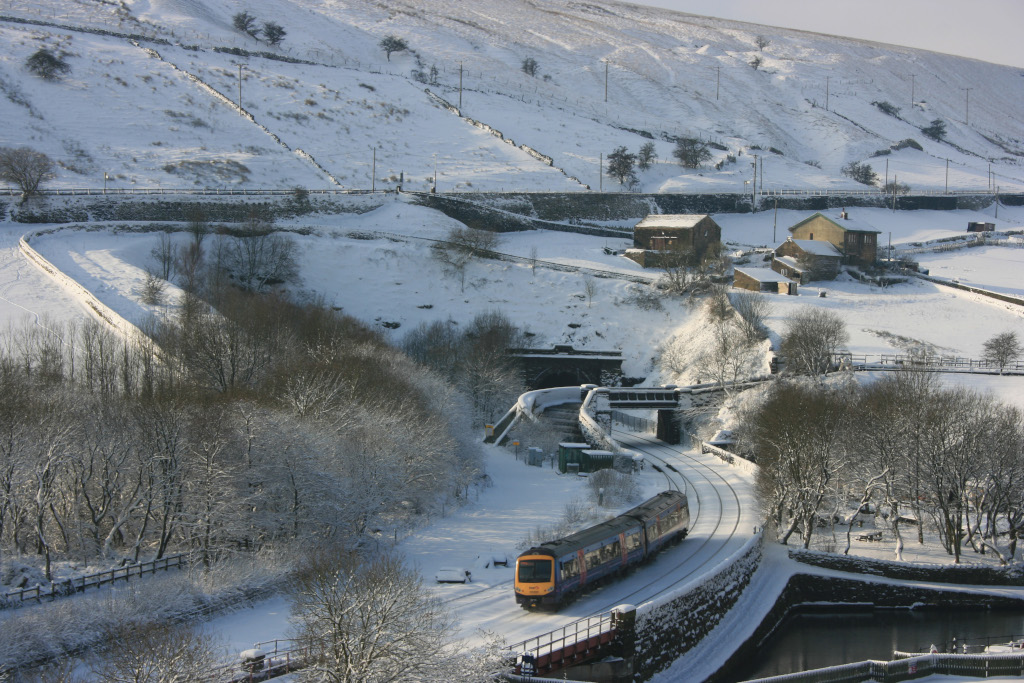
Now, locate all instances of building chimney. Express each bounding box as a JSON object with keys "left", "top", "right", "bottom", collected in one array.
[{"left": 840, "top": 209, "right": 849, "bottom": 220}]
